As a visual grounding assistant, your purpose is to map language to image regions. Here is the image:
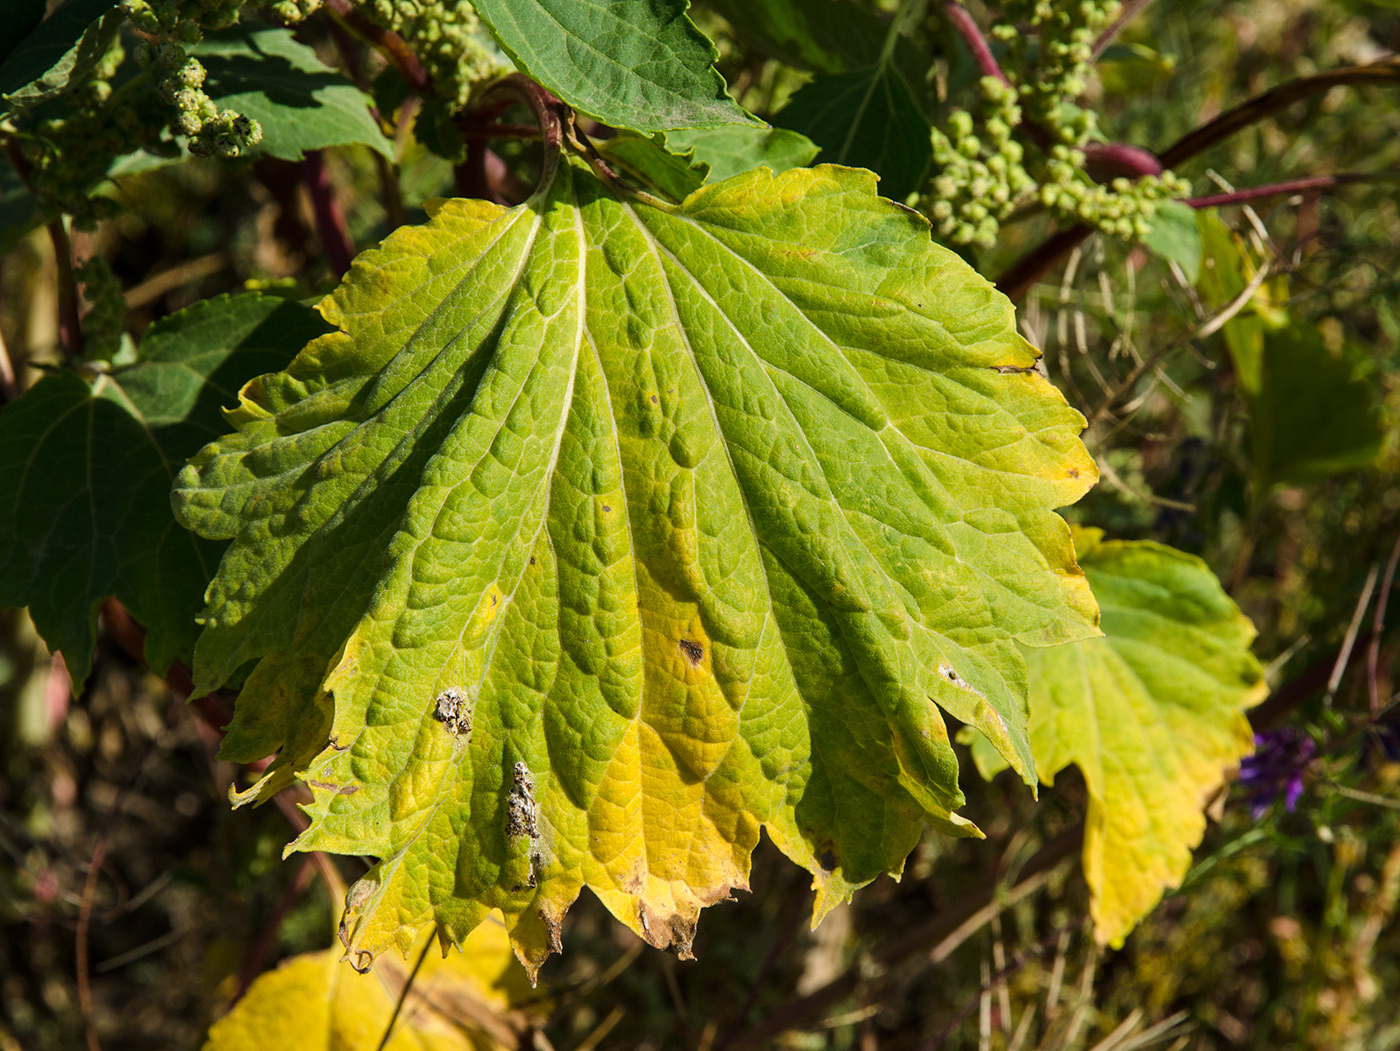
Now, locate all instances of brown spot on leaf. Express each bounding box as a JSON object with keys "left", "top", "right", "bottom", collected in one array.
[
  {"left": 650, "top": 394, "right": 659, "bottom": 405},
  {"left": 1067, "top": 467, "right": 1080, "bottom": 479},
  {"left": 434, "top": 687, "right": 473, "bottom": 738},
  {"left": 679, "top": 639, "right": 704, "bottom": 667},
  {"left": 818, "top": 847, "right": 838, "bottom": 871},
  {"left": 506, "top": 761, "right": 540, "bottom": 839}
]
